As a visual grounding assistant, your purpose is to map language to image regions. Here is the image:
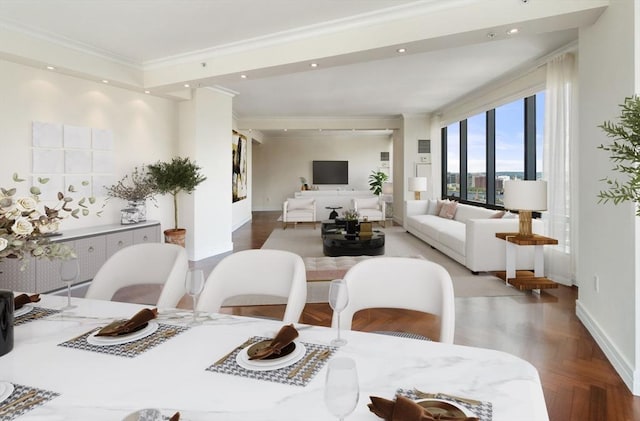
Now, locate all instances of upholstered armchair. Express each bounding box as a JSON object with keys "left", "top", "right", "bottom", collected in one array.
[
  {"left": 352, "top": 196, "right": 386, "bottom": 227},
  {"left": 283, "top": 198, "right": 316, "bottom": 229}
]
